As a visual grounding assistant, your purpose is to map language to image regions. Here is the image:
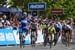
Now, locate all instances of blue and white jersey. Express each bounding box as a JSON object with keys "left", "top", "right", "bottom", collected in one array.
[
  {"left": 62, "top": 23, "right": 72, "bottom": 31},
  {"left": 66, "top": 24, "right": 72, "bottom": 30},
  {"left": 54, "top": 22, "right": 62, "bottom": 32},
  {"left": 58, "top": 22, "right": 62, "bottom": 31},
  {"left": 21, "top": 18, "right": 30, "bottom": 31}
]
